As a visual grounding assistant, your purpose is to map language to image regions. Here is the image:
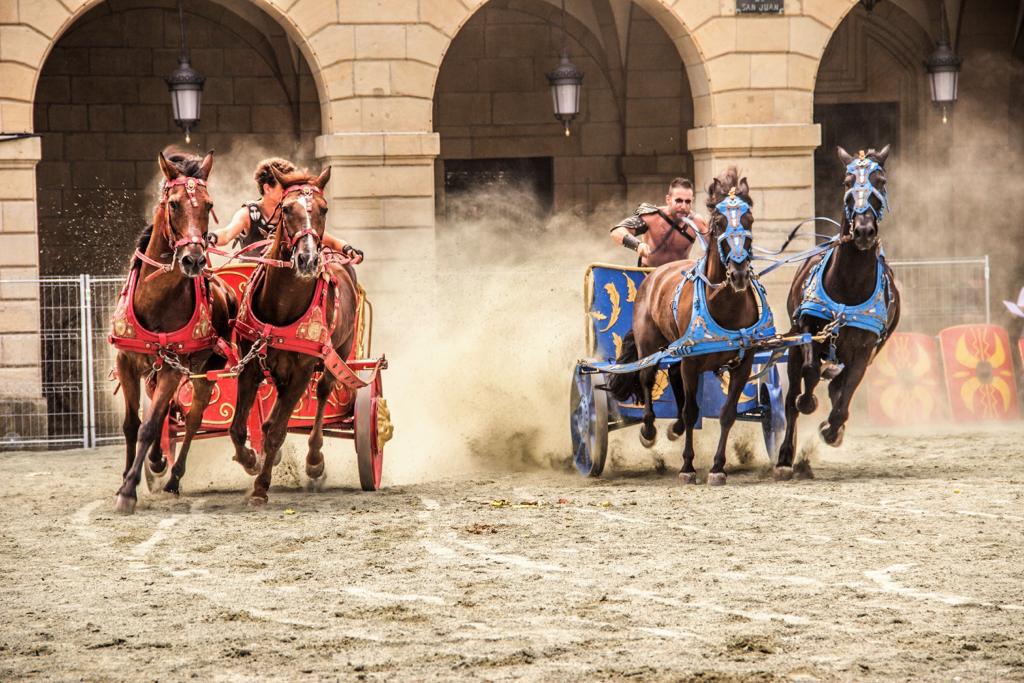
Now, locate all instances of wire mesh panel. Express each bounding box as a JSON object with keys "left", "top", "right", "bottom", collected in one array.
[
  {"left": 88, "top": 276, "right": 126, "bottom": 446},
  {"left": 0, "top": 277, "right": 87, "bottom": 450},
  {"left": 888, "top": 258, "right": 990, "bottom": 336}
]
